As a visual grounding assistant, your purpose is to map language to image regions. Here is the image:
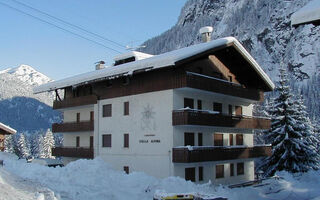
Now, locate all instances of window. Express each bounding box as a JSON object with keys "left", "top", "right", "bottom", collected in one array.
[
  {"left": 228, "top": 105, "right": 233, "bottom": 115},
  {"left": 102, "top": 134, "right": 111, "bottom": 147},
  {"left": 235, "top": 106, "right": 242, "bottom": 116},
  {"left": 90, "top": 111, "right": 94, "bottom": 121},
  {"left": 237, "top": 163, "right": 244, "bottom": 175},
  {"left": 124, "top": 166, "right": 129, "bottom": 174},
  {"left": 216, "top": 165, "right": 224, "bottom": 179},
  {"left": 214, "top": 134, "right": 223, "bottom": 146},
  {"left": 236, "top": 134, "right": 243, "bottom": 145},
  {"left": 199, "top": 167, "right": 203, "bottom": 181},
  {"left": 124, "top": 133, "right": 129, "bottom": 148},
  {"left": 198, "top": 133, "right": 203, "bottom": 146},
  {"left": 185, "top": 167, "right": 195, "bottom": 182},
  {"left": 213, "top": 102, "right": 222, "bottom": 113},
  {"left": 230, "top": 163, "right": 234, "bottom": 176},
  {"left": 76, "top": 113, "right": 80, "bottom": 123},
  {"left": 76, "top": 136, "right": 80, "bottom": 147},
  {"left": 197, "top": 100, "right": 202, "bottom": 110},
  {"left": 90, "top": 136, "right": 93, "bottom": 149},
  {"left": 184, "top": 132, "right": 194, "bottom": 146},
  {"left": 229, "top": 134, "right": 234, "bottom": 146},
  {"left": 184, "top": 98, "right": 194, "bottom": 109},
  {"left": 124, "top": 102, "right": 129, "bottom": 115},
  {"left": 103, "top": 104, "right": 112, "bottom": 117}
]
